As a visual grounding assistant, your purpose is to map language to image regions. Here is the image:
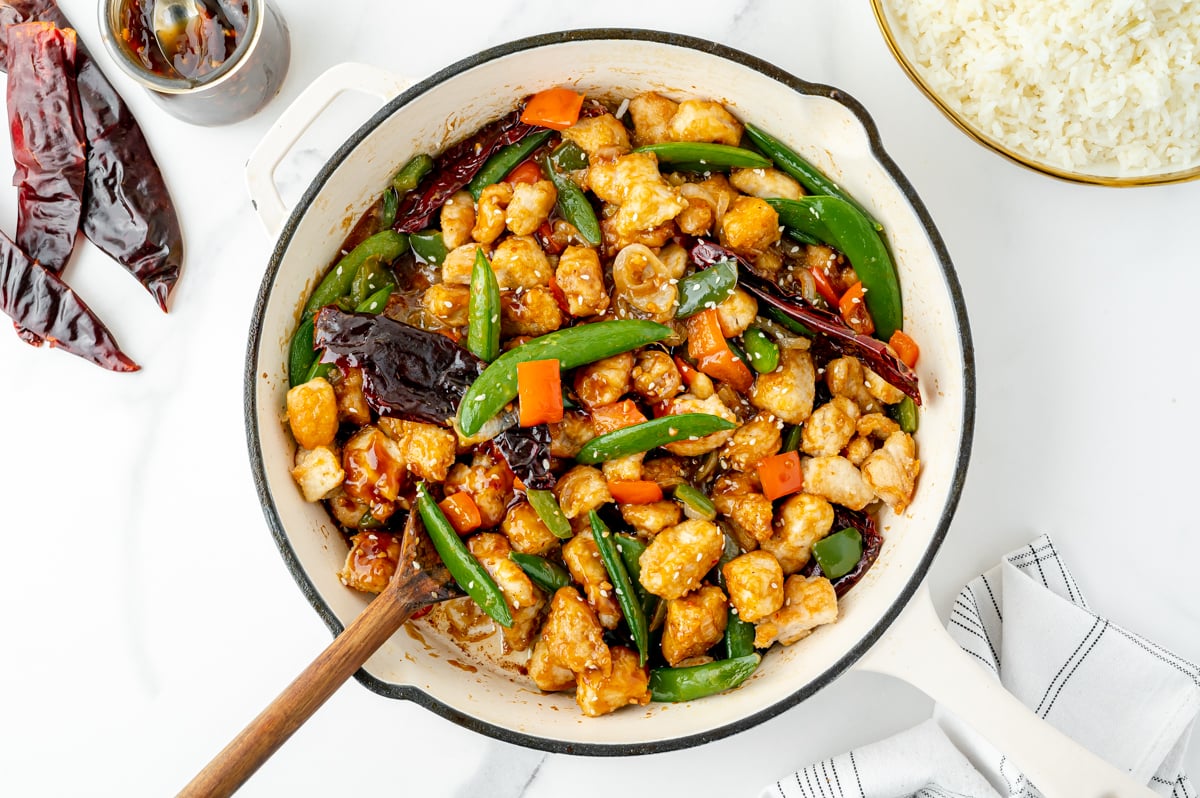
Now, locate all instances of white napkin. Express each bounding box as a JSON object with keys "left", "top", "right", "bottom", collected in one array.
[{"left": 761, "top": 535, "right": 1200, "bottom": 798}]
